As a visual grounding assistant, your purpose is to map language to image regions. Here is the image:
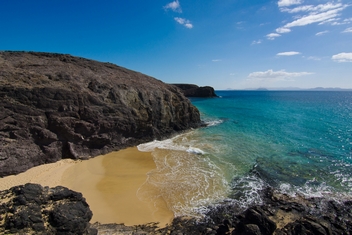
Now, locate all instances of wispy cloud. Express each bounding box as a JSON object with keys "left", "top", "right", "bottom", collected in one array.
[
  {"left": 343, "top": 18, "right": 352, "bottom": 24},
  {"left": 332, "top": 53, "right": 352, "bottom": 62},
  {"left": 266, "top": 33, "right": 281, "bottom": 40},
  {"left": 164, "top": 0, "right": 182, "bottom": 13},
  {"left": 304, "top": 56, "right": 322, "bottom": 61},
  {"left": 251, "top": 40, "right": 262, "bottom": 45},
  {"left": 248, "top": 69, "right": 313, "bottom": 81},
  {"left": 212, "top": 59, "right": 222, "bottom": 62},
  {"left": 277, "top": 51, "right": 301, "bottom": 56},
  {"left": 278, "top": 0, "right": 303, "bottom": 7},
  {"left": 316, "top": 30, "right": 329, "bottom": 36},
  {"left": 342, "top": 27, "right": 352, "bottom": 33},
  {"left": 269, "top": 2, "right": 350, "bottom": 39},
  {"left": 174, "top": 17, "right": 193, "bottom": 28},
  {"left": 283, "top": 7, "right": 347, "bottom": 29},
  {"left": 276, "top": 27, "right": 291, "bottom": 33},
  {"left": 280, "top": 2, "right": 346, "bottom": 14}
]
